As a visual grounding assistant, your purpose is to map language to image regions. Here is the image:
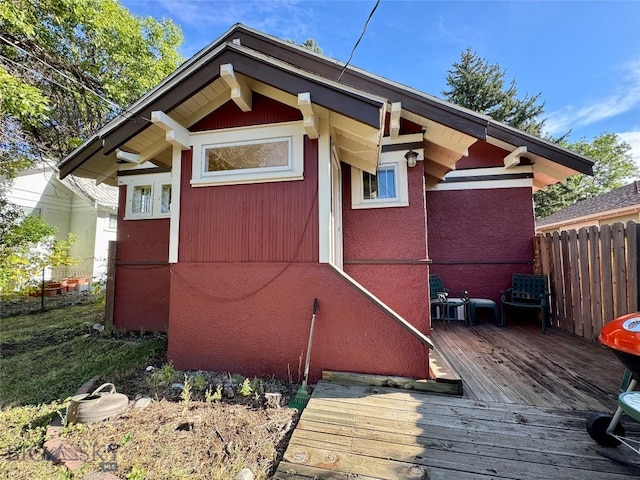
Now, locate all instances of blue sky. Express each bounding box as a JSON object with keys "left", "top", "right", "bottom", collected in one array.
[{"left": 121, "top": 0, "right": 640, "bottom": 166}]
